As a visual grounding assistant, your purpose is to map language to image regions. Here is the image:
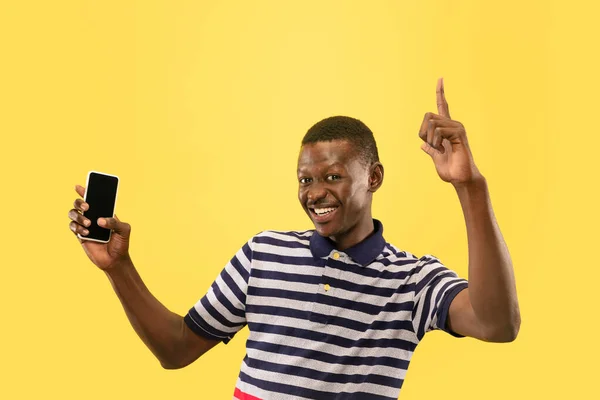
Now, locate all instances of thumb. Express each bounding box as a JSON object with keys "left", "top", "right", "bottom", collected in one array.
[
  {"left": 98, "top": 216, "right": 131, "bottom": 237},
  {"left": 420, "top": 142, "right": 437, "bottom": 158}
]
